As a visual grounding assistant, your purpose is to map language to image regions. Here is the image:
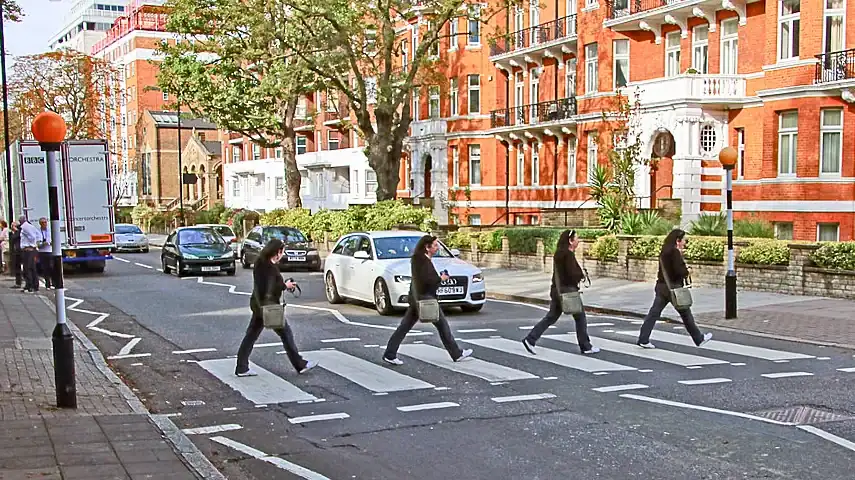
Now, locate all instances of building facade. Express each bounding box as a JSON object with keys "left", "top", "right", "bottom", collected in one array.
[{"left": 48, "top": 0, "right": 128, "bottom": 53}]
